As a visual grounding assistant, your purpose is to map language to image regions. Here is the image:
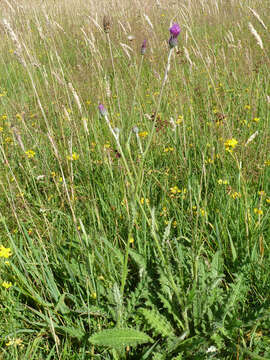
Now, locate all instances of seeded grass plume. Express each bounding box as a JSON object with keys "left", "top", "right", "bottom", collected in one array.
[{"left": 0, "top": 0, "right": 270, "bottom": 359}]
